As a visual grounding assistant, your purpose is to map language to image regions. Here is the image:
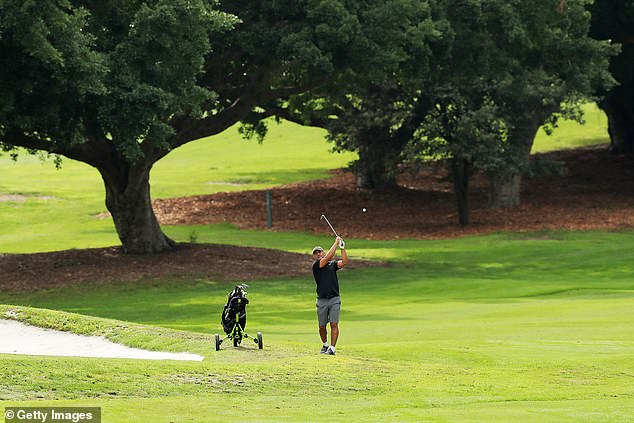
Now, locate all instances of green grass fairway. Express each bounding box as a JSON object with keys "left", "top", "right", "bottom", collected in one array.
[
  {"left": 2, "top": 227, "right": 634, "bottom": 422},
  {"left": 1, "top": 104, "right": 628, "bottom": 421},
  {"left": 532, "top": 103, "right": 609, "bottom": 152}
]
